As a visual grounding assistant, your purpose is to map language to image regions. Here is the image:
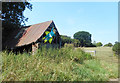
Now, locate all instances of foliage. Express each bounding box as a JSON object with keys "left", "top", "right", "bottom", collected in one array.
[
  {"left": 2, "top": 46, "right": 118, "bottom": 81},
  {"left": 61, "top": 31, "right": 94, "bottom": 47},
  {"left": 73, "top": 31, "right": 91, "bottom": 47},
  {"left": 2, "top": 1, "right": 32, "bottom": 48},
  {"left": 83, "top": 43, "right": 96, "bottom": 47},
  {"left": 96, "top": 42, "right": 103, "bottom": 47},
  {"left": 72, "top": 39, "right": 80, "bottom": 47},
  {"left": 60, "top": 35, "right": 81, "bottom": 47},
  {"left": 104, "top": 43, "right": 113, "bottom": 47},
  {"left": 64, "top": 43, "right": 74, "bottom": 48},
  {"left": 60, "top": 35, "right": 73, "bottom": 46},
  {"left": 112, "top": 42, "right": 120, "bottom": 56}
]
